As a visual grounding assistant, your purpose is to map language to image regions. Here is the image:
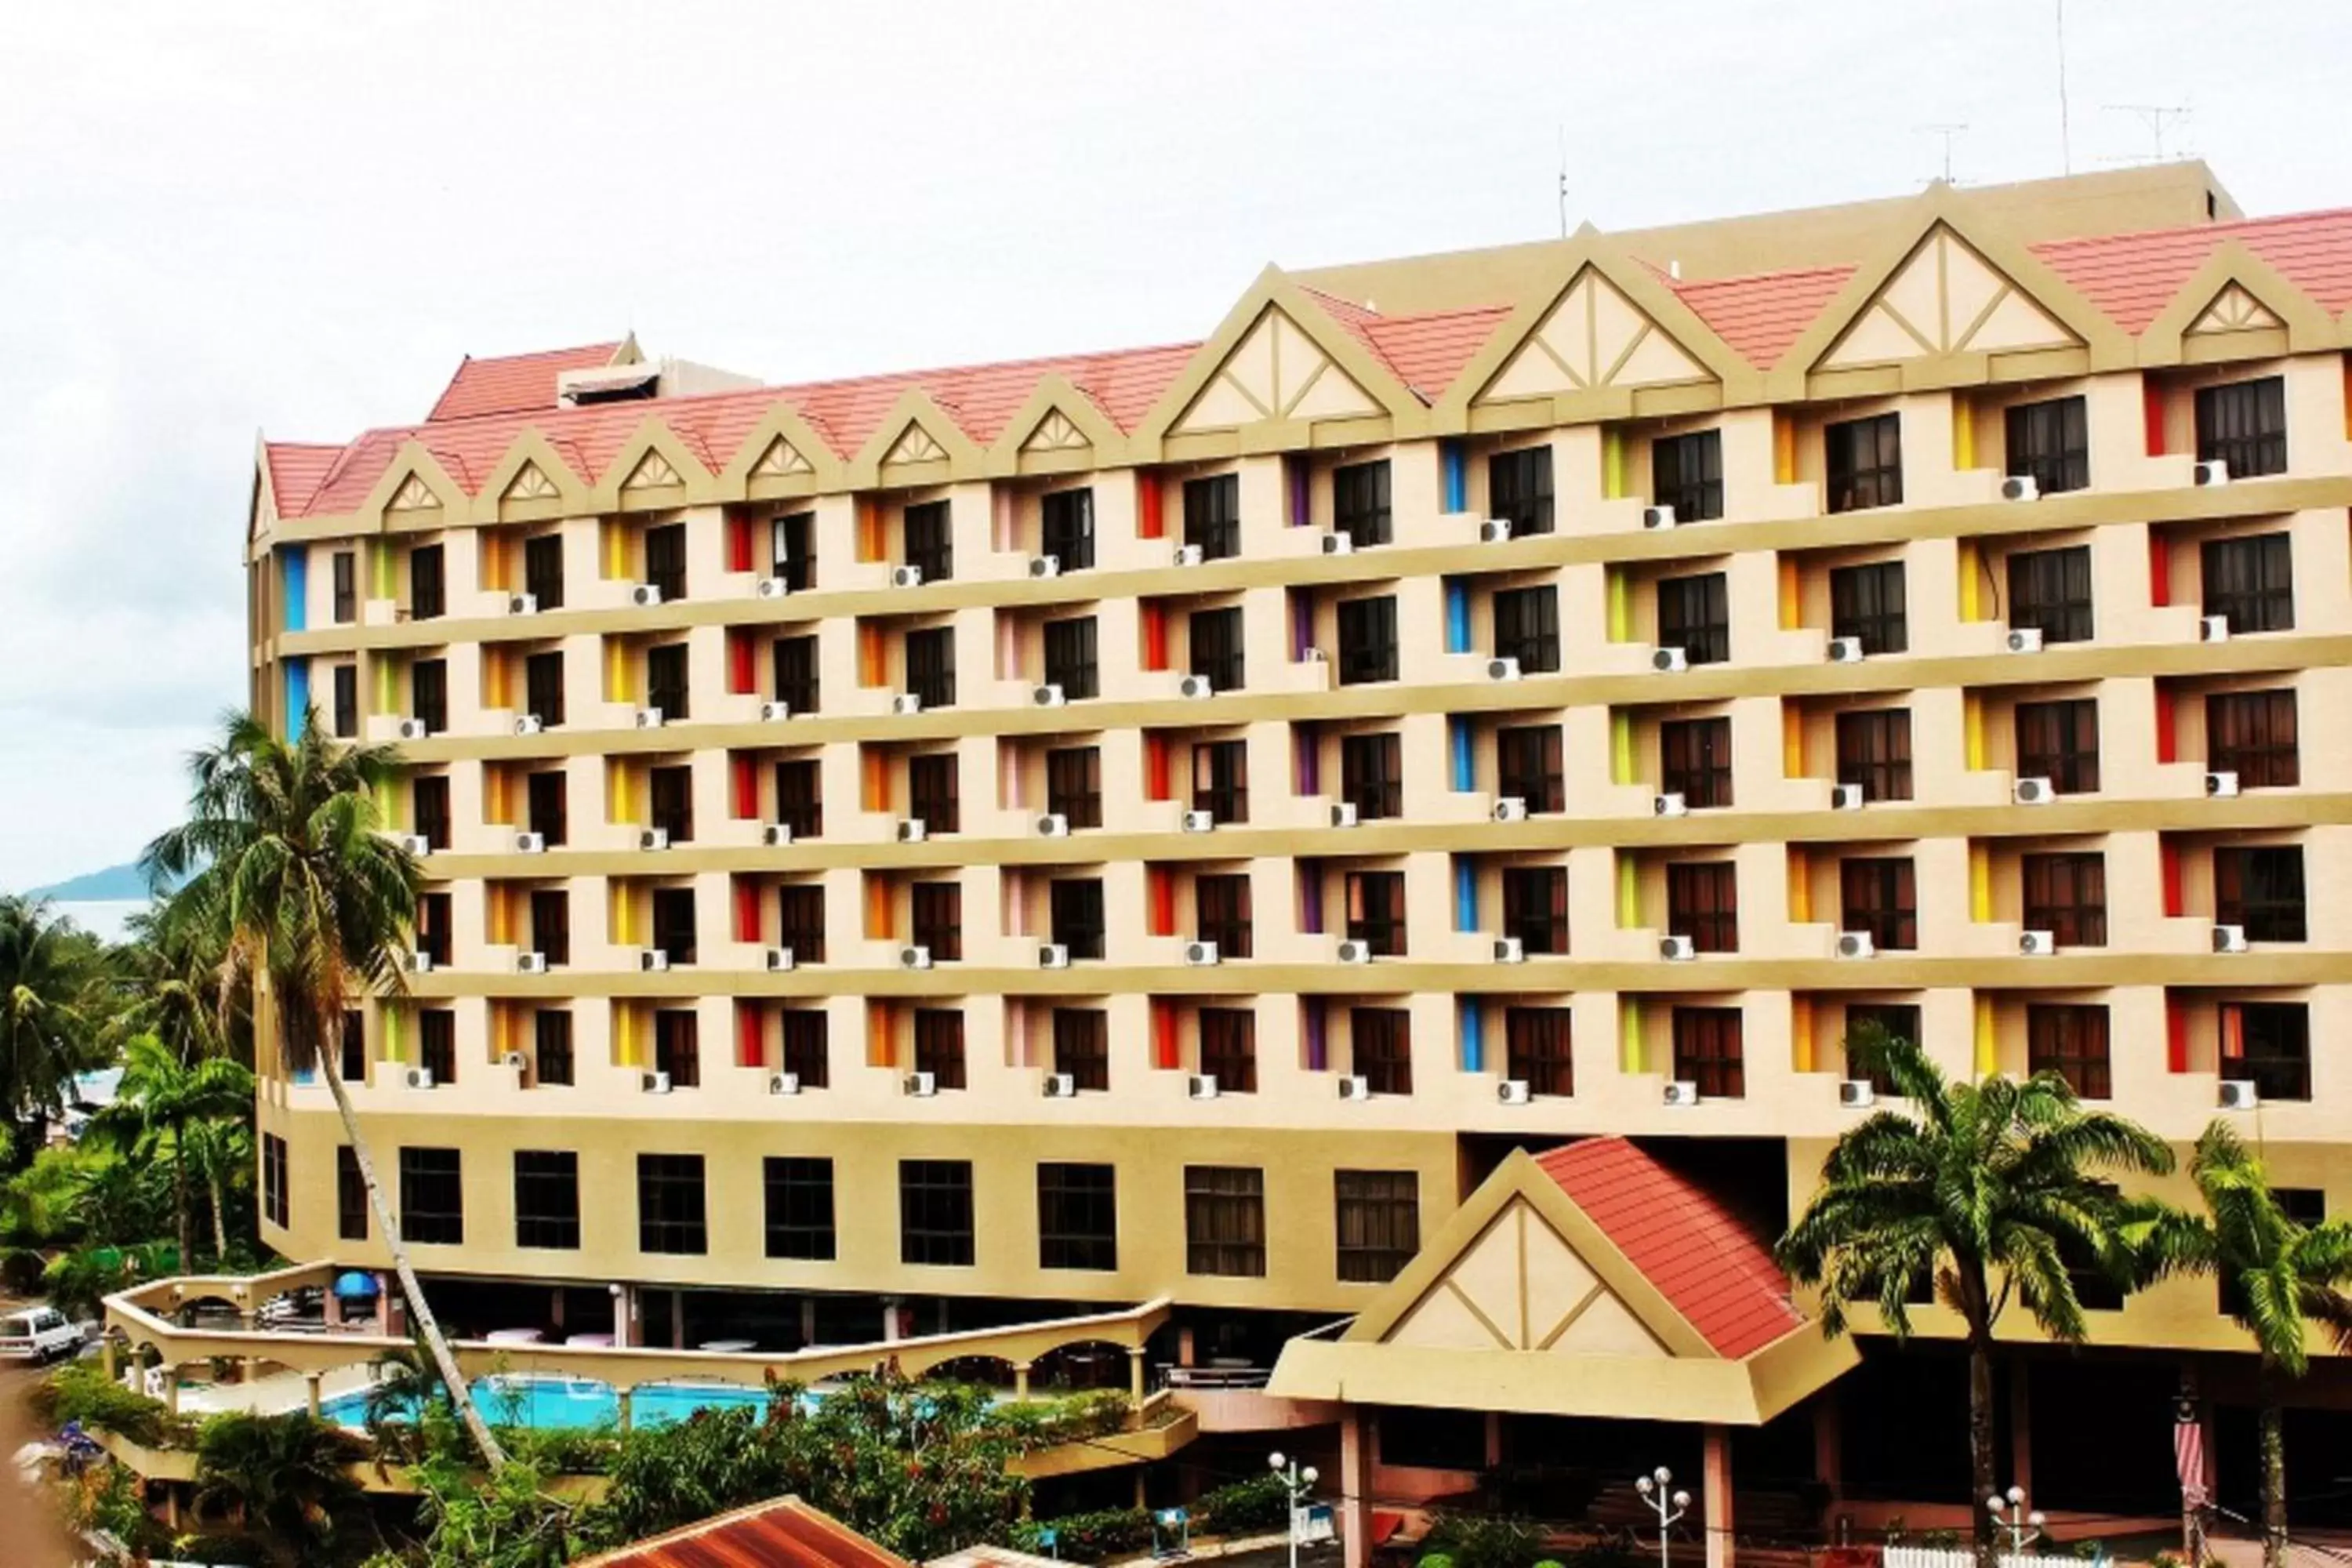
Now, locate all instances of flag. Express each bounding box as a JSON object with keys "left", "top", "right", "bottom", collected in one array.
[{"left": 2176, "top": 1406, "right": 2209, "bottom": 1509}]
